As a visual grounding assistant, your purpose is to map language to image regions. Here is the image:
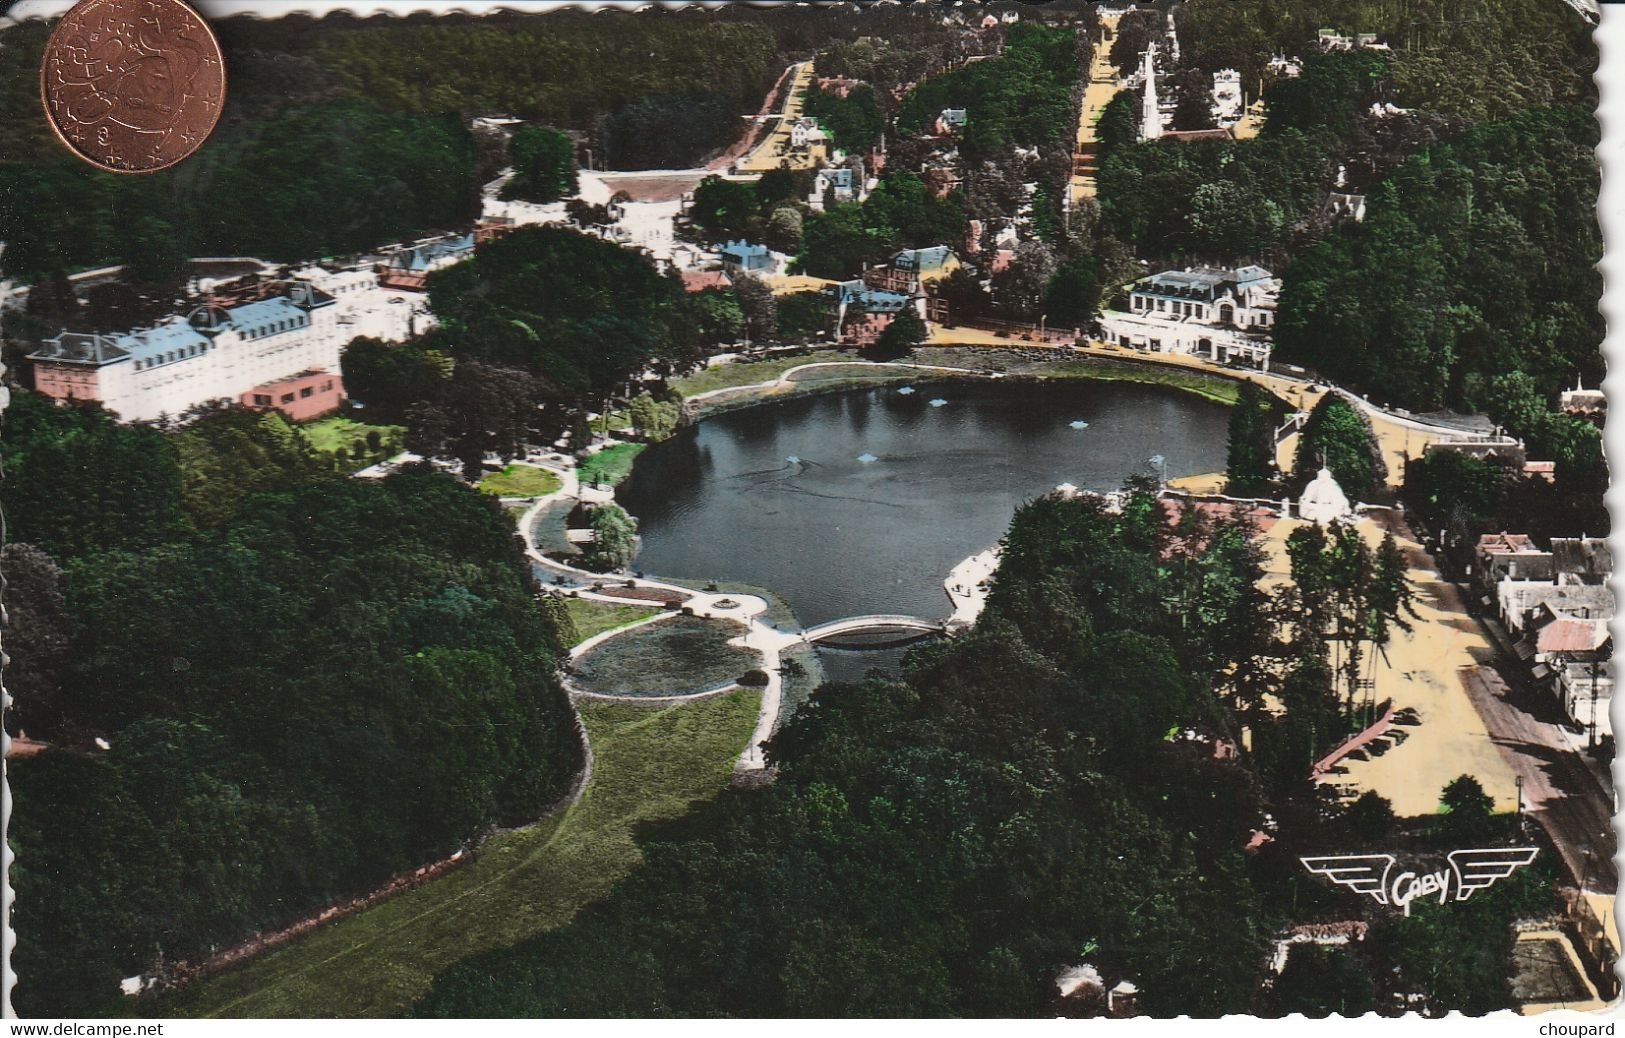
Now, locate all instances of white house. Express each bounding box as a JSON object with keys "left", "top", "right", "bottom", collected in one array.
[
  {"left": 1099, "top": 265, "right": 1279, "bottom": 368},
  {"left": 1211, "top": 69, "right": 1243, "bottom": 126},
  {"left": 790, "top": 118, "right": 827, "bottom": 149},
  {"left": 30, "top": 281, "right": 346, "bottom": 423}
]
